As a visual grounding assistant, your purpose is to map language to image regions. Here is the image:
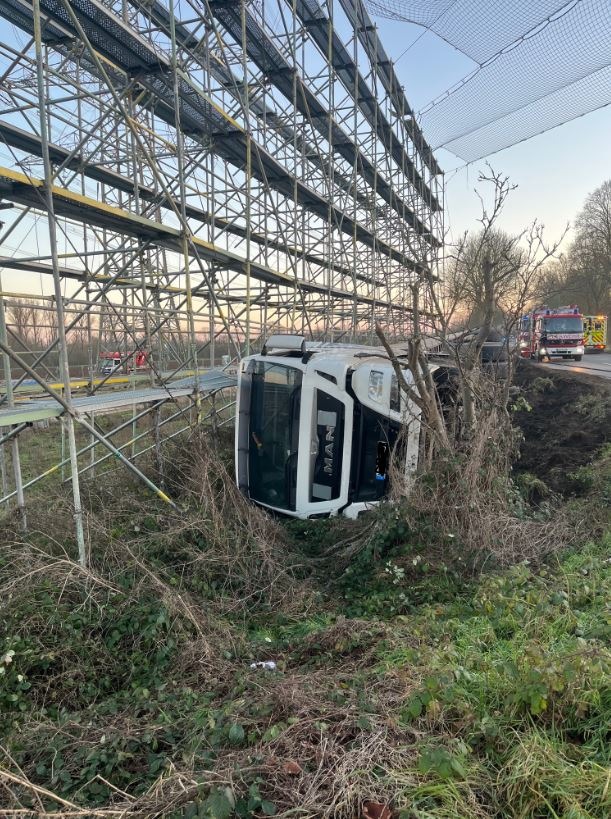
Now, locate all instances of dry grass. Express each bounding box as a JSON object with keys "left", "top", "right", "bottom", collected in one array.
[
  {"left": 155, "top": 429, "right": 315, "bottom": 616},
  {"left": 0, "top": 406, "right": 607, "bottom": 818},
  {"left": 0, "top": 663, "right": 418, "bottom": 818},
  {"left": 386, "top": 390, "right": 578, "bottom": 567}
]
